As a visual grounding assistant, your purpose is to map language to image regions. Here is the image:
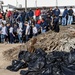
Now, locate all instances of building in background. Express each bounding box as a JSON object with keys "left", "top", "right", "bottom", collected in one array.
[
  {"left": 1, "top": 0, "right": 75, "bottom": 12},
  {"left": 2, "top": 4, "right": 16, "bottom": 12}
]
